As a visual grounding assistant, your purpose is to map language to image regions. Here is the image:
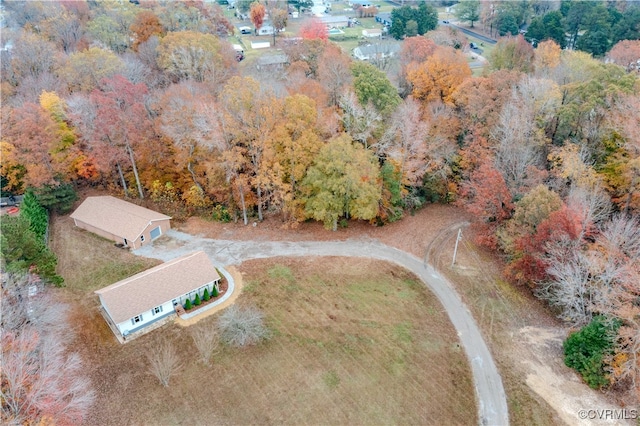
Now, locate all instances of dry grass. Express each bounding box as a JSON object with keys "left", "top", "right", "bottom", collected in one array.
[
  {"left": 49, "top": 215, "right": 162, "bottom": 296},
  {"left": 429, "top": 227, "right": 563, "bottom": 426},
  {"left": 54, "top": 228, "right": 477, "bottom": 425}
]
